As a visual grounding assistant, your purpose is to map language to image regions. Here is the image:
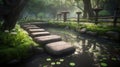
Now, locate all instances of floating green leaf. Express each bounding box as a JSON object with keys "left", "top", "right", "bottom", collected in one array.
[
  {"left": 56, "top": 62, "right": 61, "bottom": 65},
  {"left": 111, "top": 58, "right": 117, "bottom": 61},
  {"left": 51, "top": 62, "right": 55, "bottom": 65},
  {"left": 60, "top": 59, "right": 64, "bottom": 62},
  {"left": 69, "top": 62, "right": 76, "bottom": 67},
  {"left": 102, "top": 58, "right": 107, "bottom": 60},
  {"left": 43, "top": 65, "right": 47, "bottom": 67},
  {"left": 101, "top": 62, "right": 108, "bottom": 67},
  {"left": 46, "top": 58, "right": 51, "bottom": 61}
]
